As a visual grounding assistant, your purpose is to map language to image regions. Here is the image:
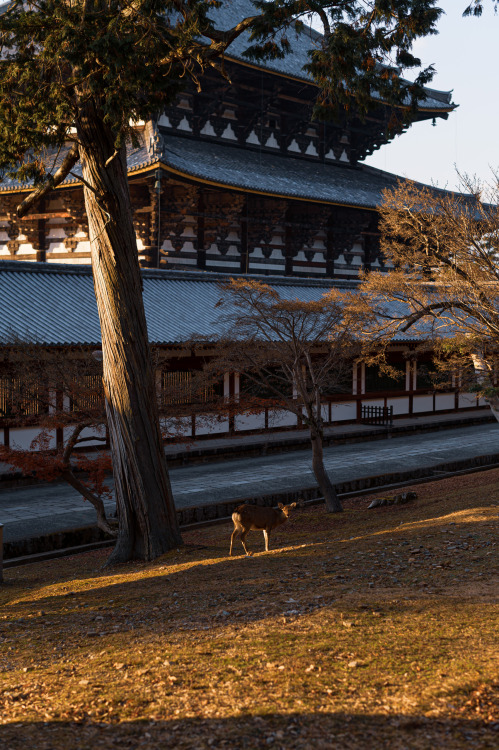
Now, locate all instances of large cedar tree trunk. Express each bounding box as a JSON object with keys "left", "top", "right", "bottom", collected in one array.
[
  {"left": 310, "top": 429, "right": 343, "bottom": 513},
  {"left": 76, "top": 104, "right": 182, "bottom": 563}
]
